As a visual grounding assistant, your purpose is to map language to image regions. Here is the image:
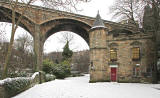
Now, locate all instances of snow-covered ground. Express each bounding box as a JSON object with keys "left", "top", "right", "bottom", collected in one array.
[{"left": 13, "top": 74, "right": 160, "bottom": 98}]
